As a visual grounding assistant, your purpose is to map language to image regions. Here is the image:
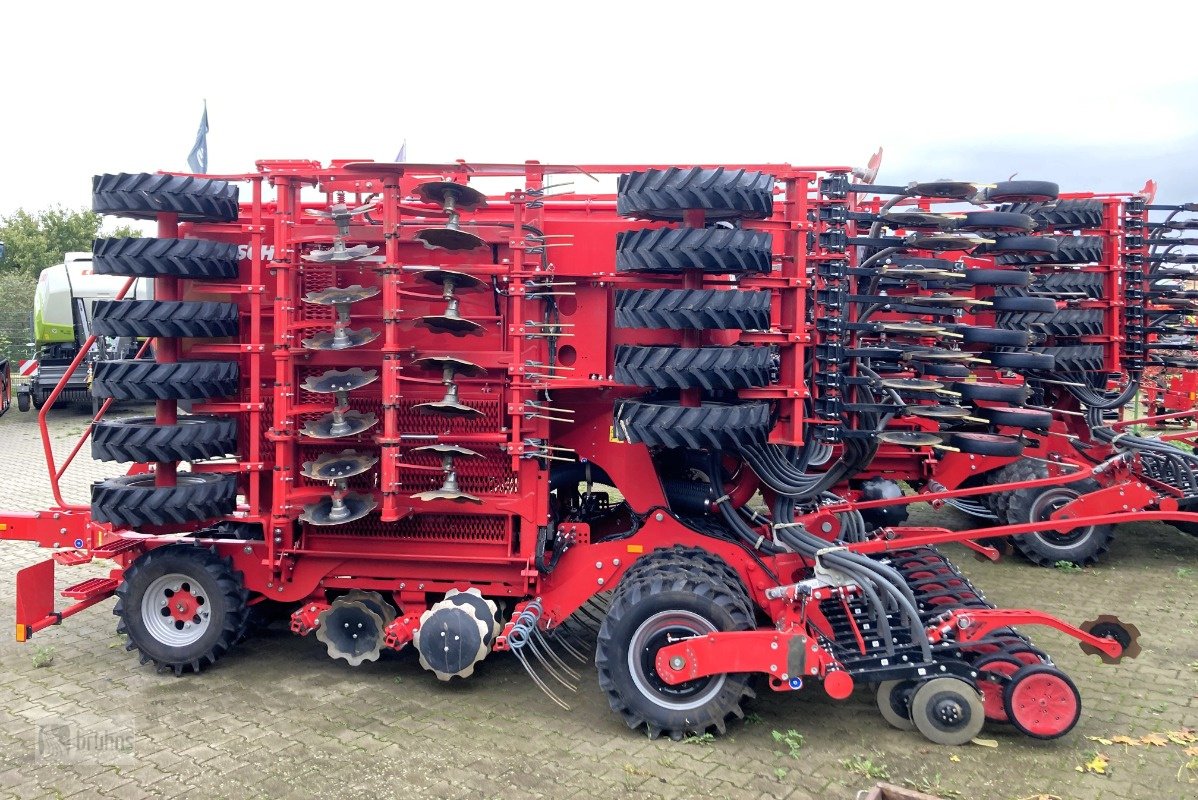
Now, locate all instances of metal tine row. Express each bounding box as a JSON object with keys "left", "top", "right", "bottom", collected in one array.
[{"left": 507, "top": 600, "right": 577, "bottom": 710}]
